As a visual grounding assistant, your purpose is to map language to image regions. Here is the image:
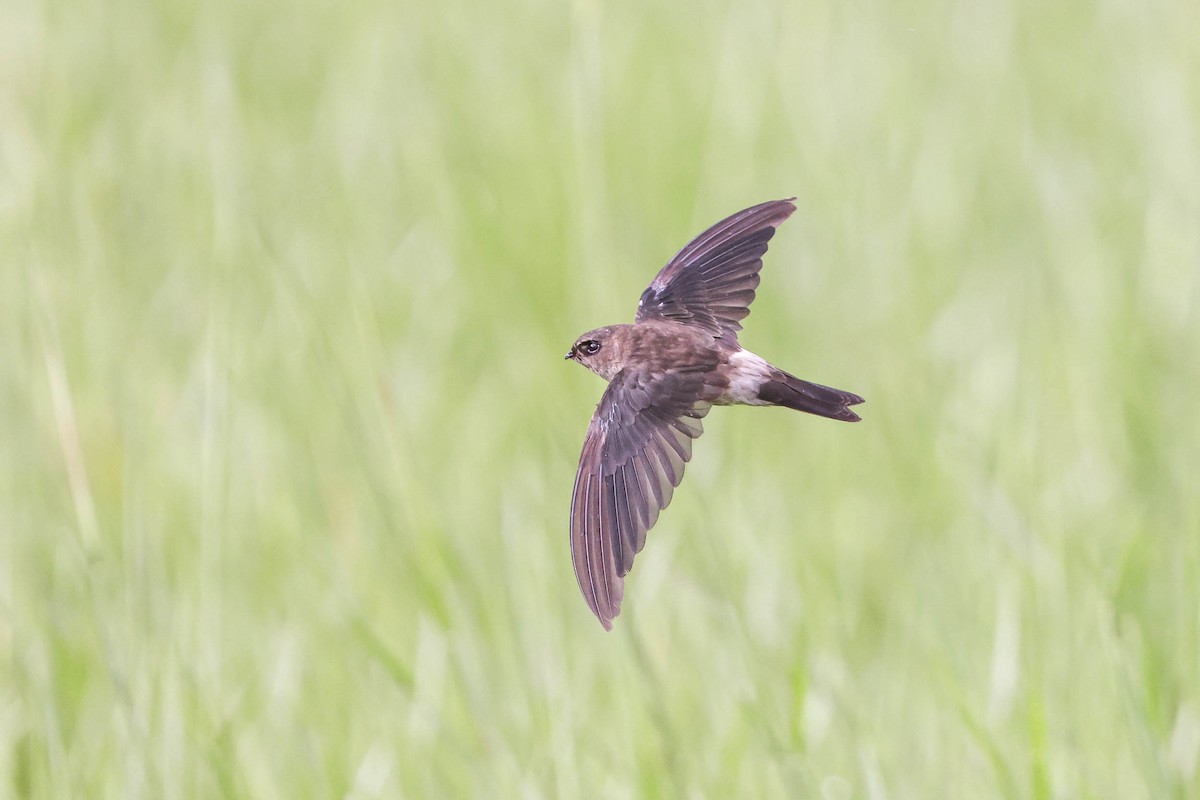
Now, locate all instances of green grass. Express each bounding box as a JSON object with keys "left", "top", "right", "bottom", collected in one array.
[{"left": 4, "top": 0, "right": 1200, "bottom": 796}]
